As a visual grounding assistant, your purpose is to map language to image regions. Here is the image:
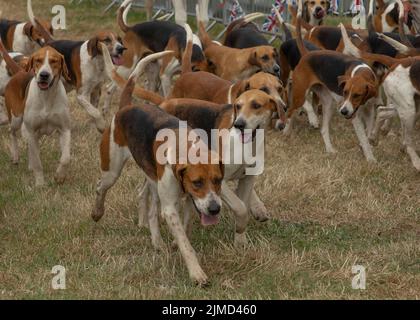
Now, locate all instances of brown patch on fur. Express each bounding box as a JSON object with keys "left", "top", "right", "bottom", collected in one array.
[
  {"left": 5, "top": 25, "right": 17, "bottom": 51},
  {"left": 100, "top": 127, "right": 111, "bottom": 171},
  {"left": 4, "top": 71, "right": 33, "bottom": 119}
]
